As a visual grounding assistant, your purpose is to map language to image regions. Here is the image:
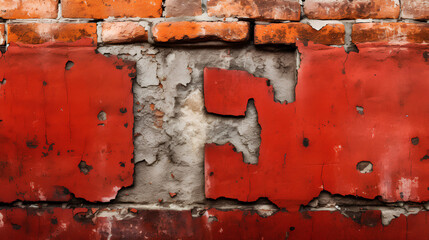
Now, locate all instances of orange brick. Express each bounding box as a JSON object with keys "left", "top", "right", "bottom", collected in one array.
[
  {"left": 152, "top": 21, "right": 250, "bottom": 43},
  {"left": 0, "top": 24, "right": 5, "bottom": 45},
  {"left": 62, "top": 0, "right": 162, "bottom": 18},
  {"left": 401, "top": 0, "right": 429, "bottom": 20},
  {"left": 7, "top": 23, "right": 97, "bottom": 45},
  {"left": 304, "top": 0, "right": 400, "bottom": 19},
  {"left": 255, "top": 23, "right": 345, "bottom": 45},
  {"left": 101, "top": 22, "right": 148, "bottom": 44},
  {"left": 207, "top": 0, "right": 300, "bottom": 21},
  {"left": 352, "top": 23, "right": 429, "bottom": 44},
  {"left": 165, "top": 0, "right": 202, "bottom": 17},
  {"left": 0, "top": 0, "right": 58, "bottom": 19}
]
